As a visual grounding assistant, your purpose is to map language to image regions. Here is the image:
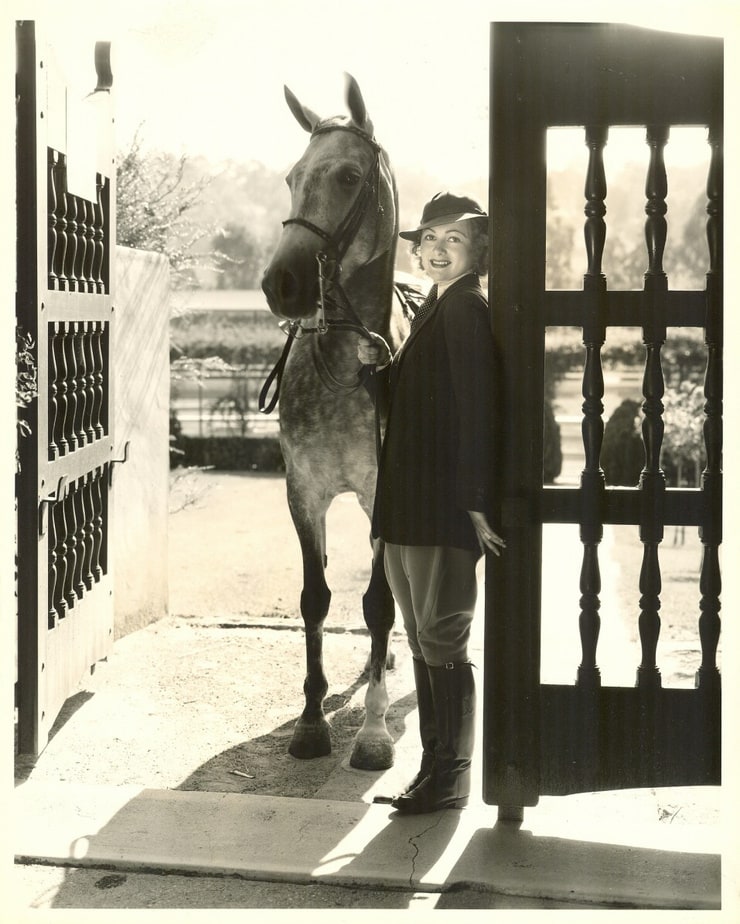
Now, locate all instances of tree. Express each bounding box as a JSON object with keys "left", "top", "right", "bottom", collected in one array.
[
  {"left": 662, "top": 381, "right": 706, "bottom": 486},
  {"left": 545, "top": 185, "right": 578, "bottom": 290},
  {"left": 212, "top": 223, "right": 266, "bottom": 289},
  {"left": 664, "top": 192, "right": 708, "bottom": 289},
  {"left": 116, "top": 128, "right": 216, "bottom": 289}
]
